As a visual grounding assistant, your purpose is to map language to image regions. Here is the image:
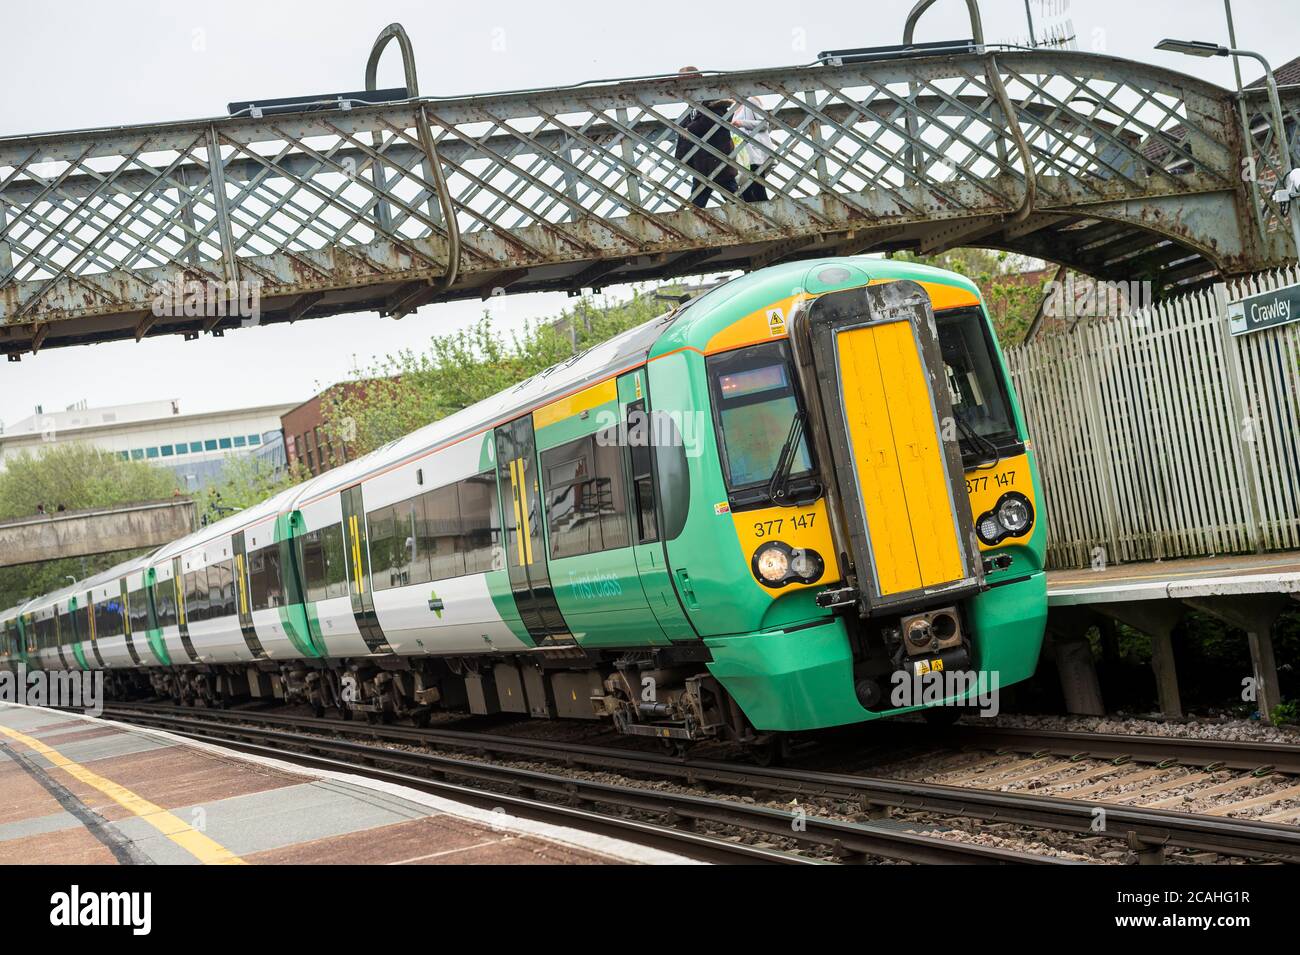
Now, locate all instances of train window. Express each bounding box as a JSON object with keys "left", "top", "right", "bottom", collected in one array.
[
  {"left": 626, "top": 404, "right": 658, "bottom": 544},
  {"left": 209, "top": 560, "right": 235, "bottom": 618},
  {"left": 94, "top": 597, "right": 119, "bottom": 640},
  {"left": 707, "top": 341, "right": 812, "bottom": 495},
  {"left": 935, "top": 306, "right": 1019, "bottom": 452},
  {"left": 128, "top": 587, "right": 150, "bottom": 634},
  {"left": 207, "top": 567, "right": 223, "bottom": 618},
  {"left": 395, "top": 495, "right": 433, "bottom": 588},
  {"left": 422, "top": 483, "right": 465, "bottom": 582},
  {"left": 301, "top": 529, "right": 328, "bottom": 603},
  {"left": 542, "top": 429, "right": 631, "bottom": 559},
  {"left": 321, "top": 523, "right": 349, "bottom": 599},
  {"left": 365, "top": 506, "right": 398, "bottom": 591},
  {"left": 651, "top": 411, "right": 690, "bottom": 540},
  {"left": 153, "top": 575, "right": 177, "bottom": 628},
  {"left": 248, "top": 546, "right": 285, "bottom": 610},
  {"left": 248, "top": 550, "right": 266, "bottom": 608},
  {"left": 460, "top": 471, "right": 501, "bottom": 575},
  {"left": 185, "top": 568, "right": 208, "bottom": 622}
]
